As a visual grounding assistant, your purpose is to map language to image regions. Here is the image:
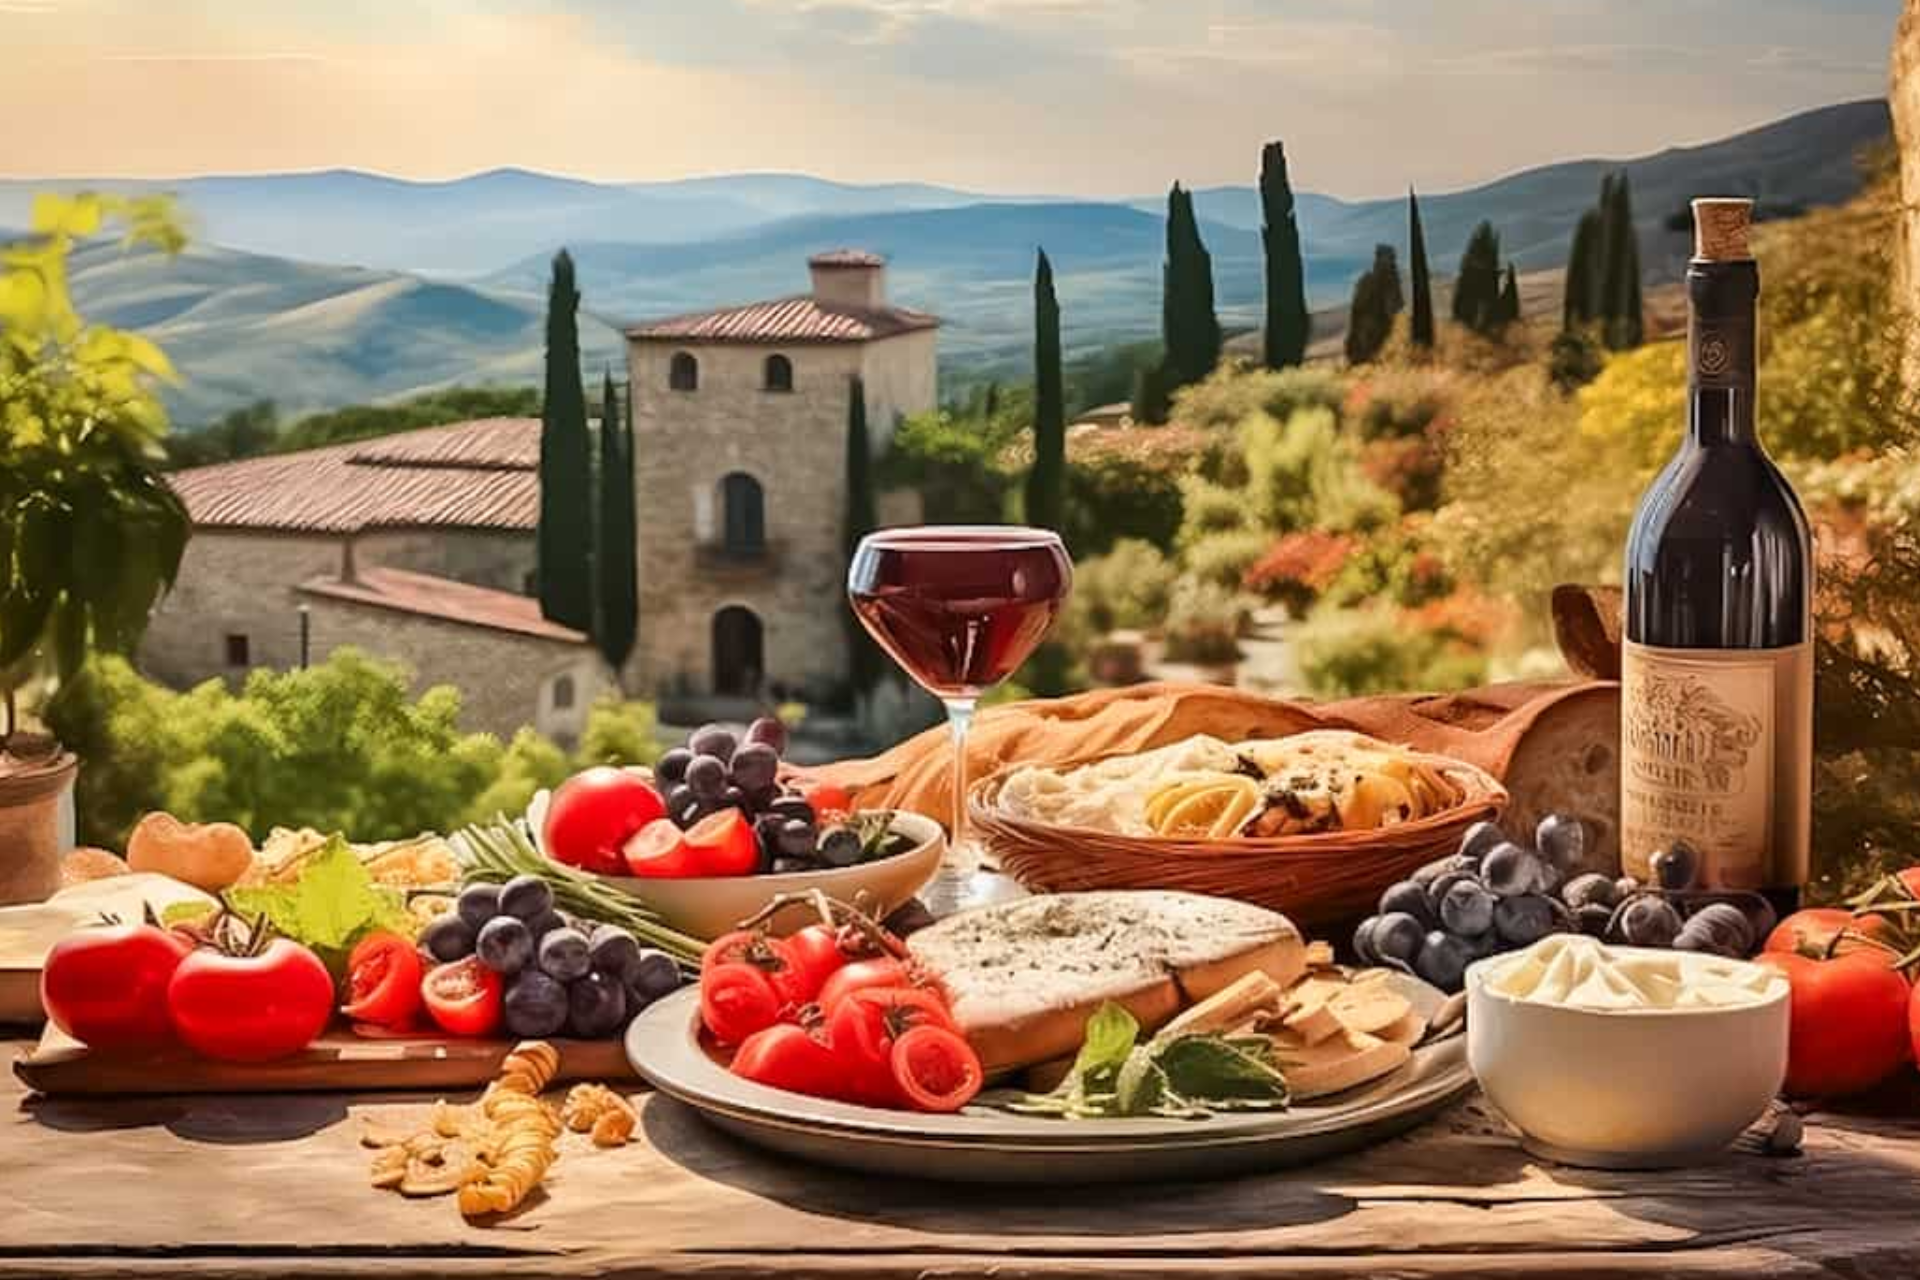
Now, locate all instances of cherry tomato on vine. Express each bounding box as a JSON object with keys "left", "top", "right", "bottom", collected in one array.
[{"left": 341, "top": 931, "right": 424, "bottom": 1028}]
